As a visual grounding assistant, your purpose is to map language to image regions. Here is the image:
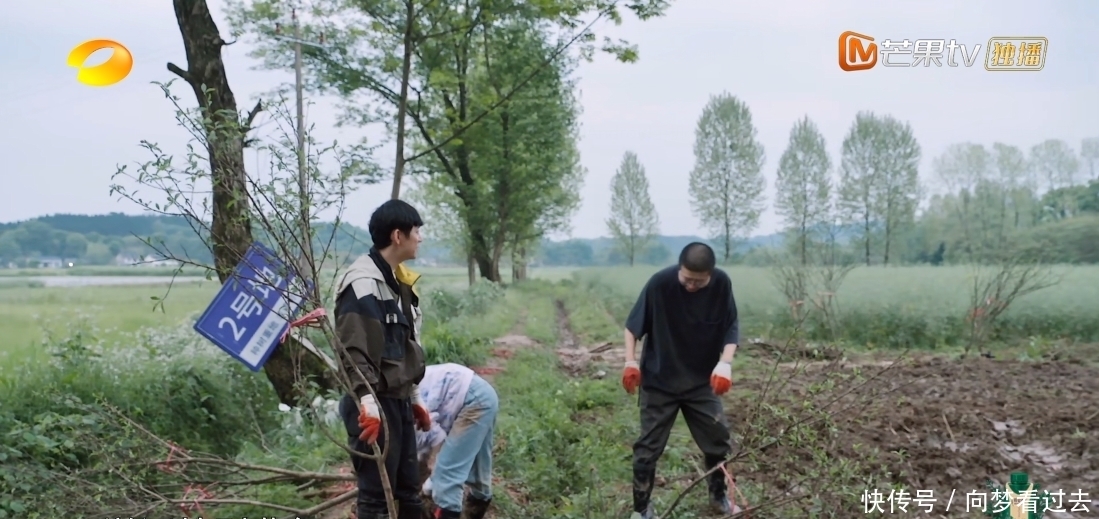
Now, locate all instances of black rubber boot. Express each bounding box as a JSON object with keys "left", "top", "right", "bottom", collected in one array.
[
  {"left": 705, "top": 455, "right": 733, "bottom": 515},
  {"left": 433, "top": 508, "right": 461, "bottom": 519},
  {"left": 461, "top": 495, "right": 492, "bottom": 519},
  {"left": 632, "top": 464, "right": 657, "bottom": 519},
  {"left": 398, "top": 502, "right": 424, "bottom": 519},
  {"left": 356, "top": 506, "right": 389, "bottom": 519}
]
